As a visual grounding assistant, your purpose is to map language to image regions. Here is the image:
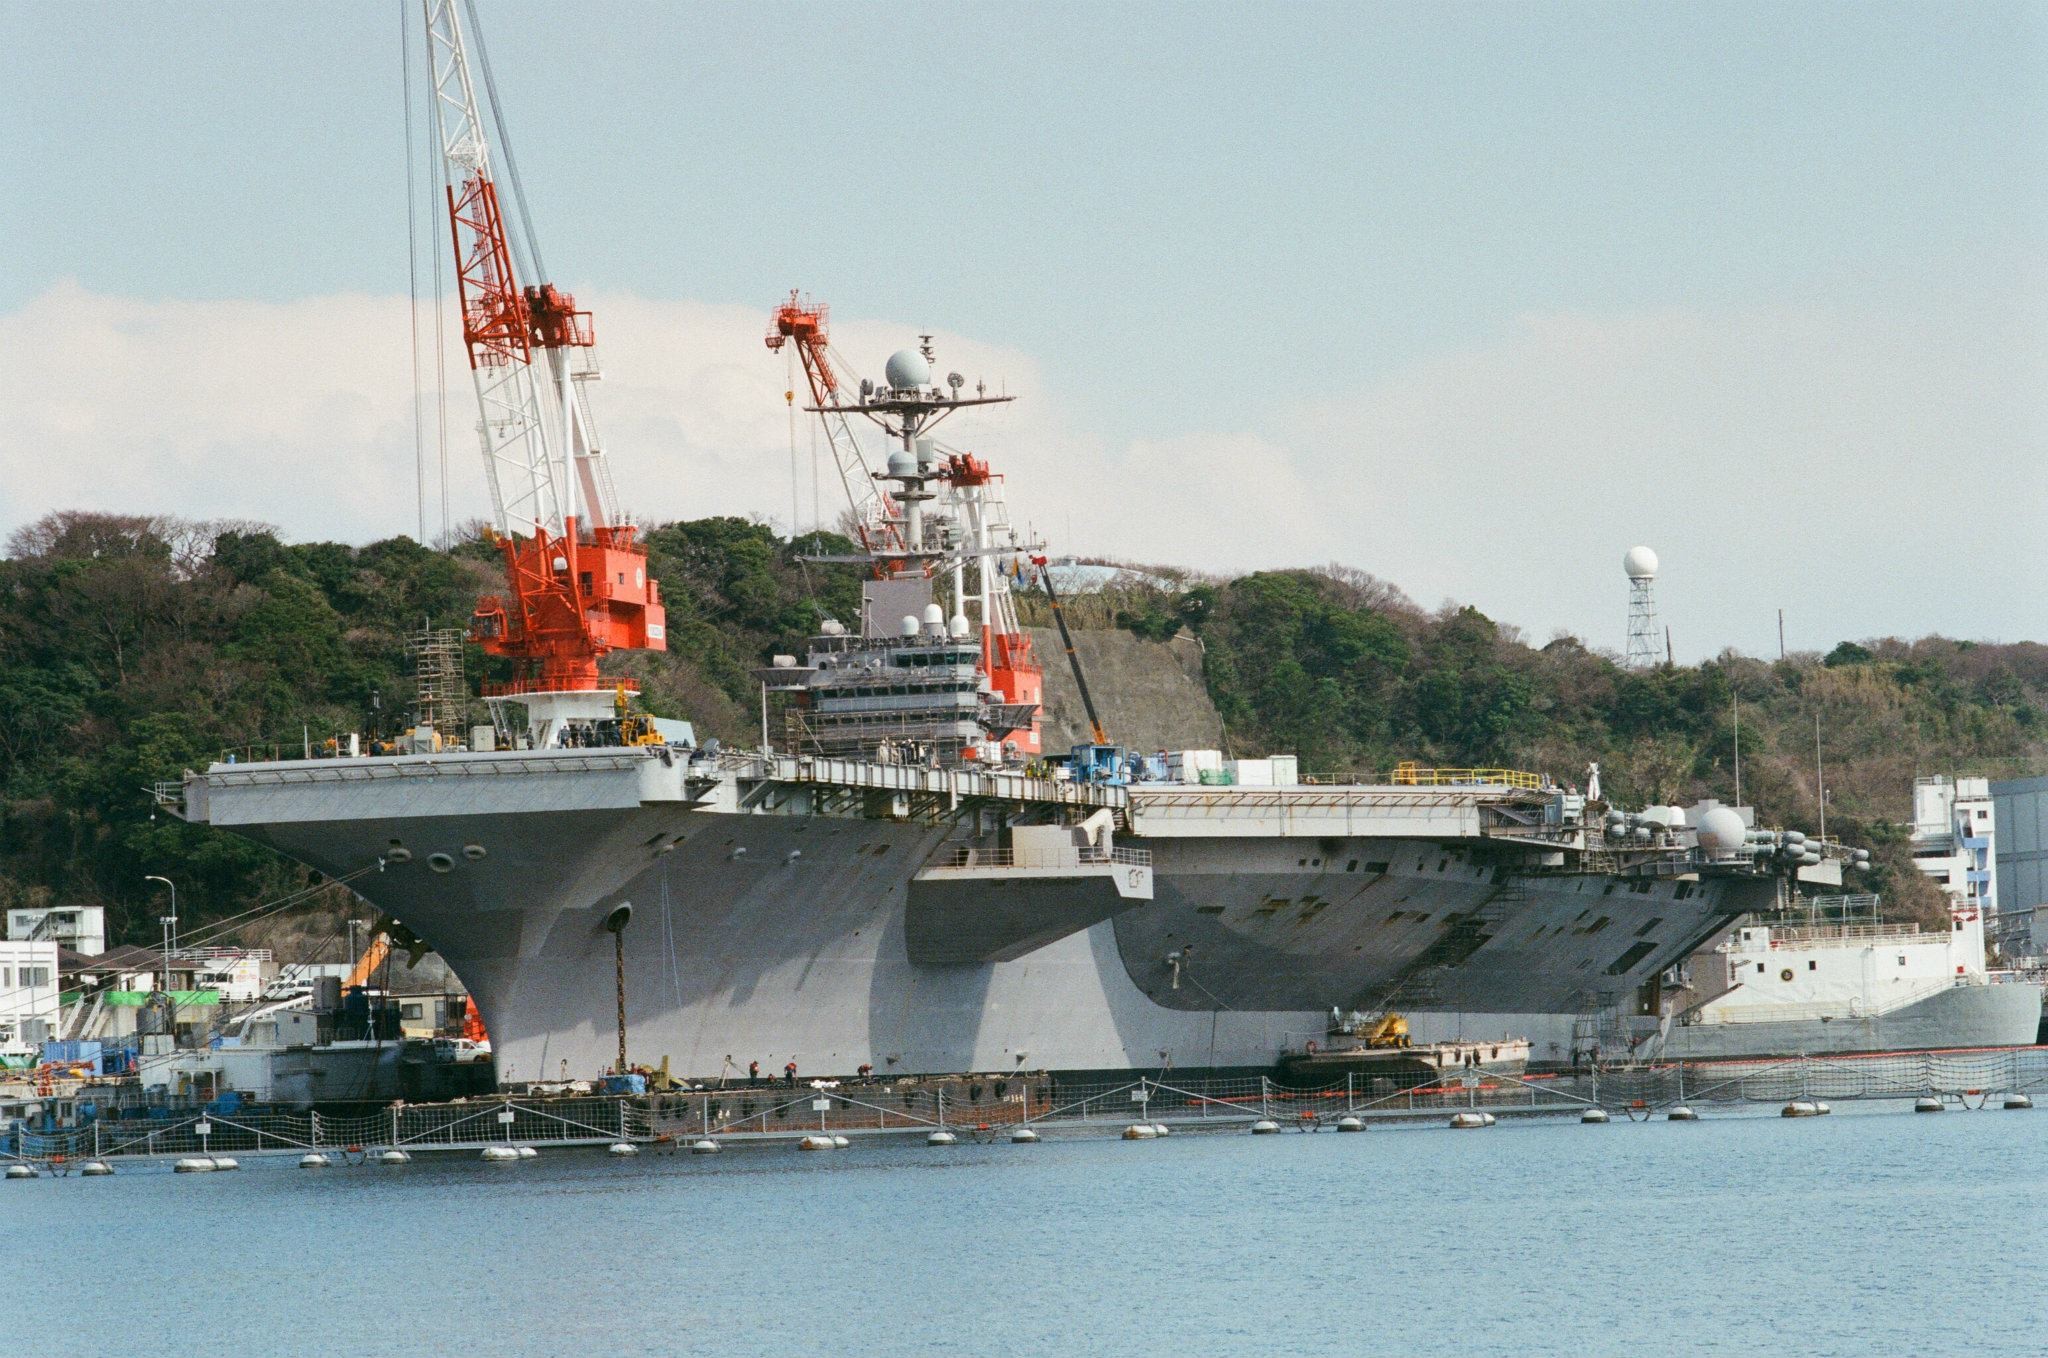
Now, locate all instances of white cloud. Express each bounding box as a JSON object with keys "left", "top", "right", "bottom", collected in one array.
[{"left": 4, "top": 278, "right": 2043, "bottom": 658}]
